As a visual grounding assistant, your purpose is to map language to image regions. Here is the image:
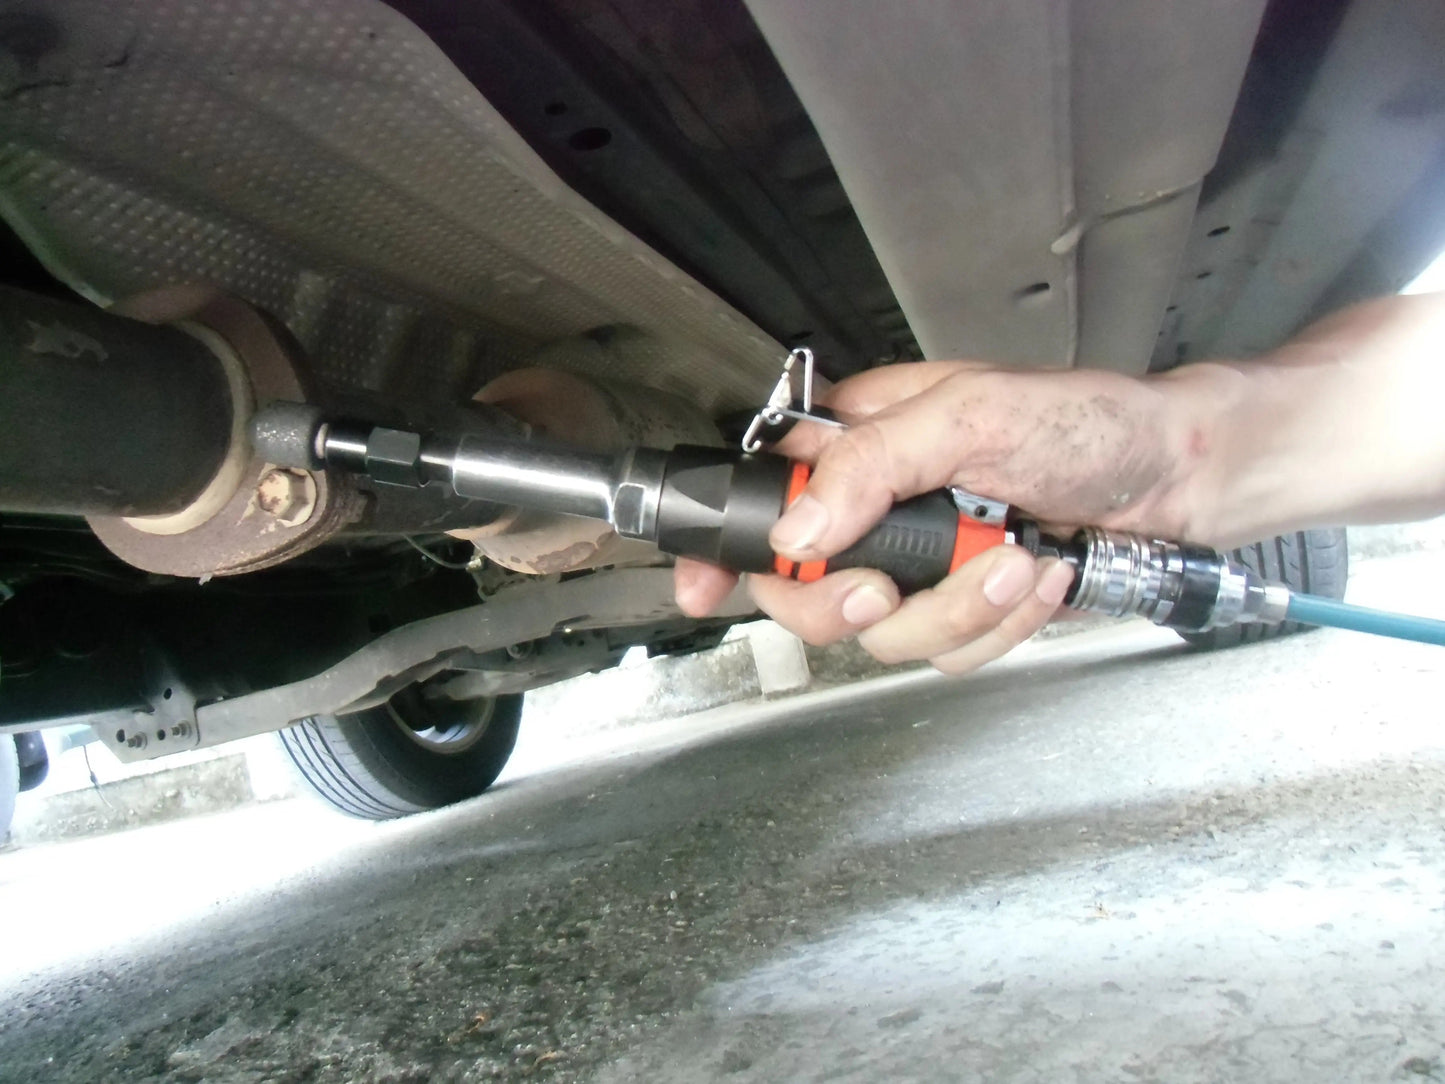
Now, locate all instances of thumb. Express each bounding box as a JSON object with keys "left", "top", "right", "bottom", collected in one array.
[{"left": 769, "top": 405, "right": 968, "bottom": 562}]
